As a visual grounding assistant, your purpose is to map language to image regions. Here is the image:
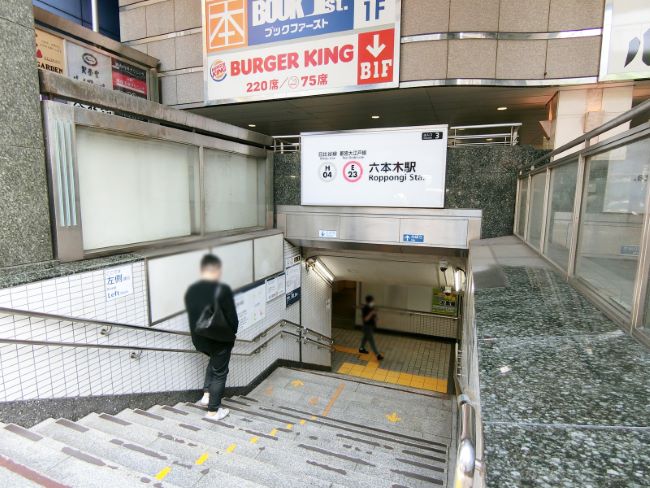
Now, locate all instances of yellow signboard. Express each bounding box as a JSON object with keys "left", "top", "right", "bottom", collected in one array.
[{"left": 35, "top": 28, "right": 65, "bottom": 74}]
